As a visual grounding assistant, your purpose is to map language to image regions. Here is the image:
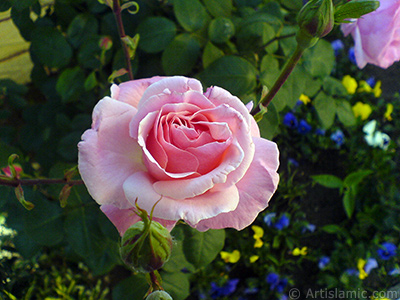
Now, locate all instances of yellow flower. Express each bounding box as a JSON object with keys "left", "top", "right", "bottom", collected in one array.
[
  {"left": 357, "top": 80, "right": 372, "bottom": 93},
  {"left": 357, "top": 258, "right": 368, "bottom": 280},
  {"left": 342, "top": 75, "right": 358, "bottom": 94},
  {"left": 292, "top": 247, "right": 308, "bottom": 256},
  {"left": 352, "top": 102, "right": 372, "bottom": 120},
  {"left": 249, "top": 255, "right": 259, "bottom": 263},
  {"left": 385, "top": 103, "right": 393, "bottom": 121},
  {"left": 299, "top": 94, "right": 311, "bottom": 105},
  {"left": 252, "top": 225, "right": 264, "bottom": 248},
  {"left": 373, "top": 80, "right": 382, "bottom": 98},
  {"left": 220, "top": 250, "right": 240, "bottom": 263}
]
